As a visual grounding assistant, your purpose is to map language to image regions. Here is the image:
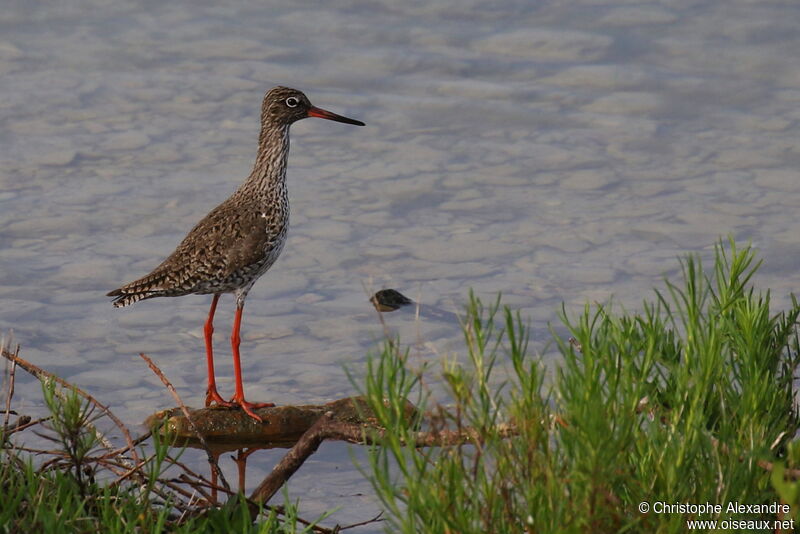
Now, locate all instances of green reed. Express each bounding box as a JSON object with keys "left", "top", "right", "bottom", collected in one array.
[{"left": 359, "top": 239, "right": 800, "bottom": 533}]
